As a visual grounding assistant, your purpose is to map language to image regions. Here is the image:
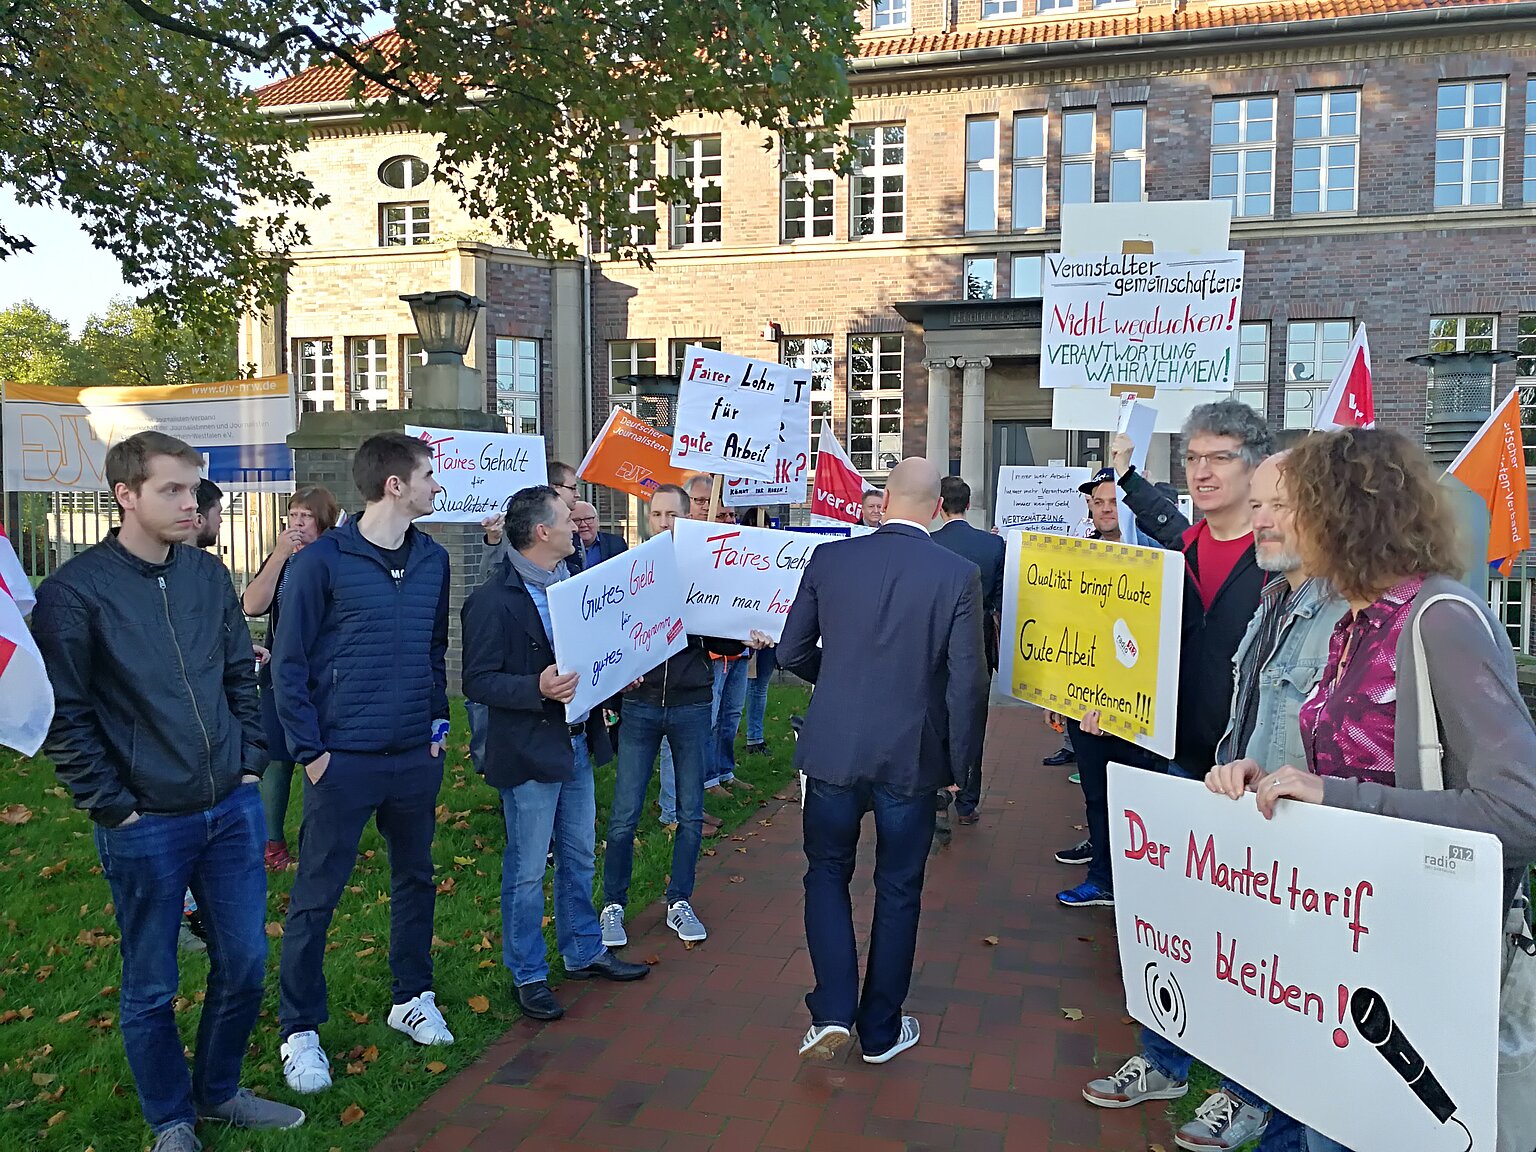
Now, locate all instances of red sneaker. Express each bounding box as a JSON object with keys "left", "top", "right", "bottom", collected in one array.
[{"left": 264, "top": 840, "right": 295, "bottom": 871}]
